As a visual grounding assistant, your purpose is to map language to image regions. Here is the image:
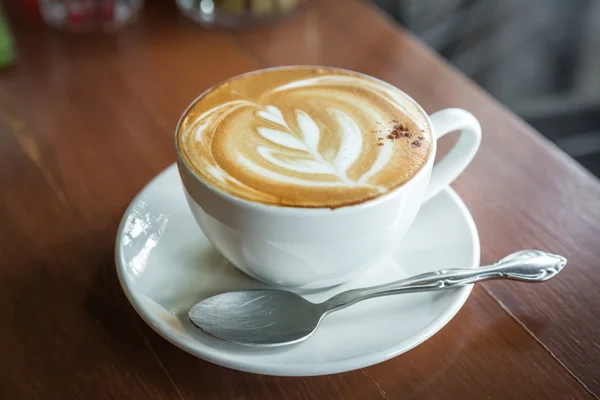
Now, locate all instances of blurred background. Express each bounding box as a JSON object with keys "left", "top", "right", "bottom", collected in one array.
[{"left": 373, "top": 0, "right": 600, "bottom": 177}]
